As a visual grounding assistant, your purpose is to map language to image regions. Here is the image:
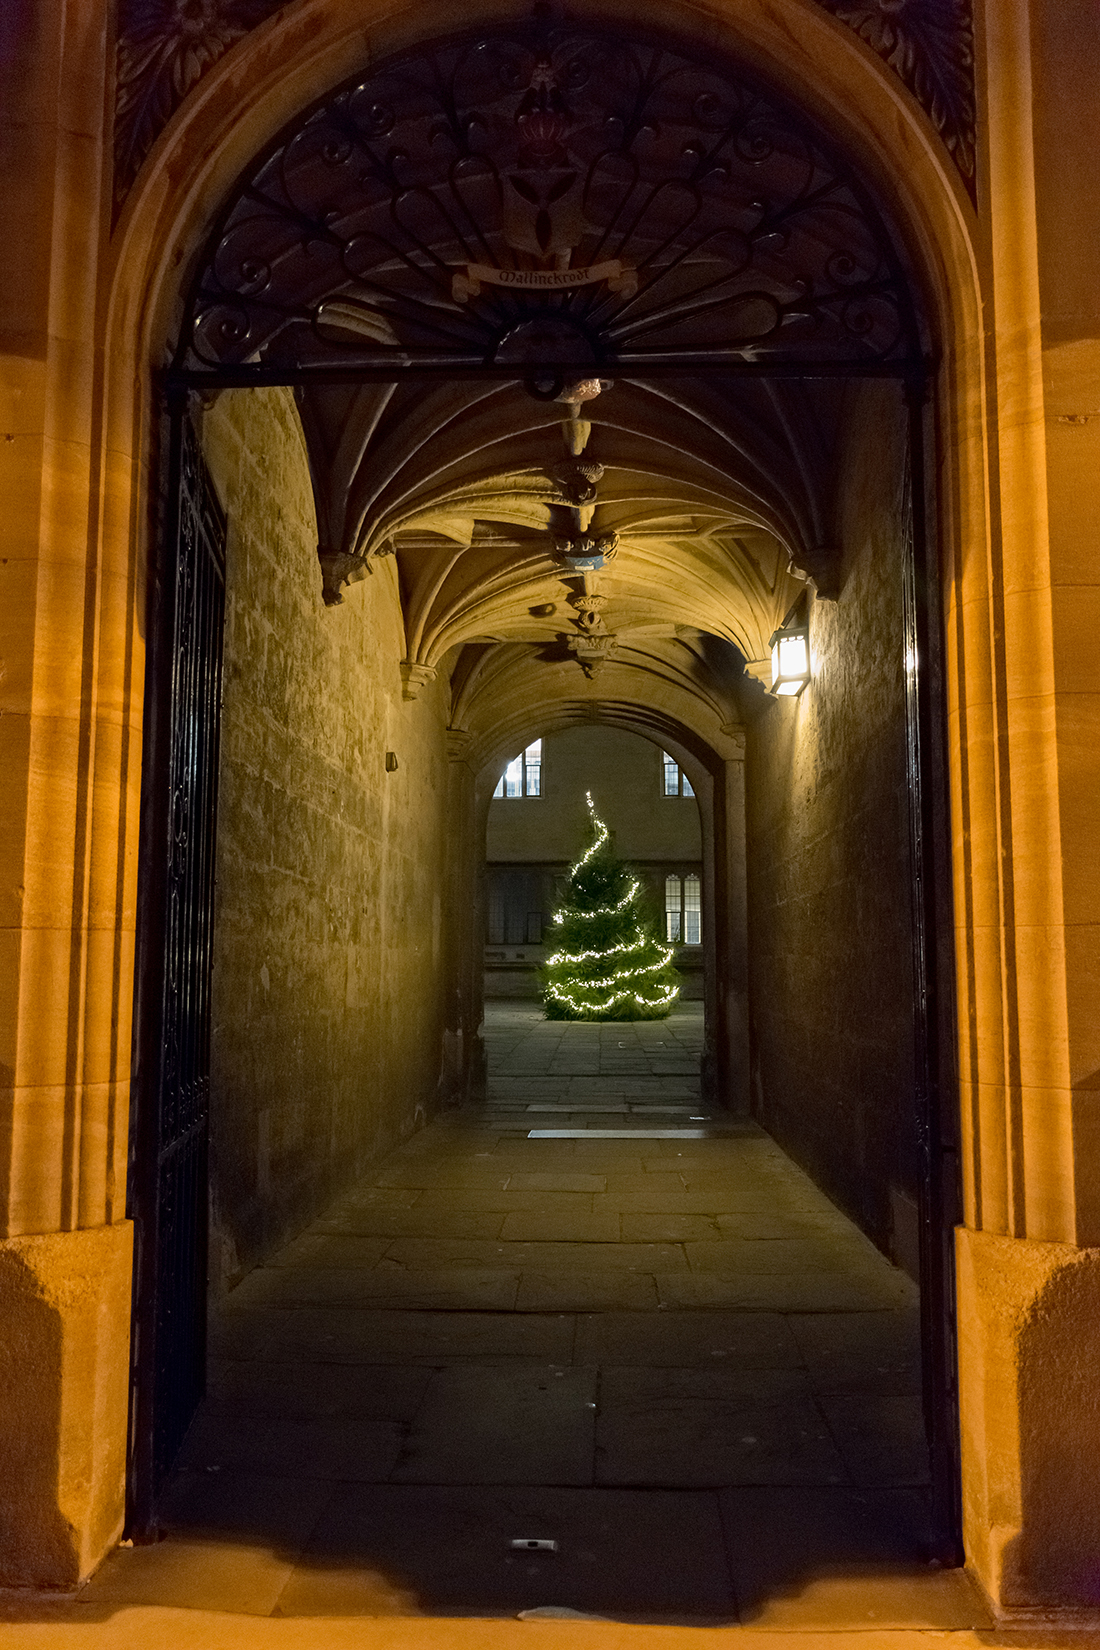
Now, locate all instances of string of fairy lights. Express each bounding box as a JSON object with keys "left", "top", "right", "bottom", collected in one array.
[
  {"left": 544, "top": 792, "right": 681, "bottom": 1016},
  {"left": 545, "top": 977, "right": 680, "bottom": 1013},
  {"left": 549, "top": 879, "right": 639, "bottom": 924}
]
